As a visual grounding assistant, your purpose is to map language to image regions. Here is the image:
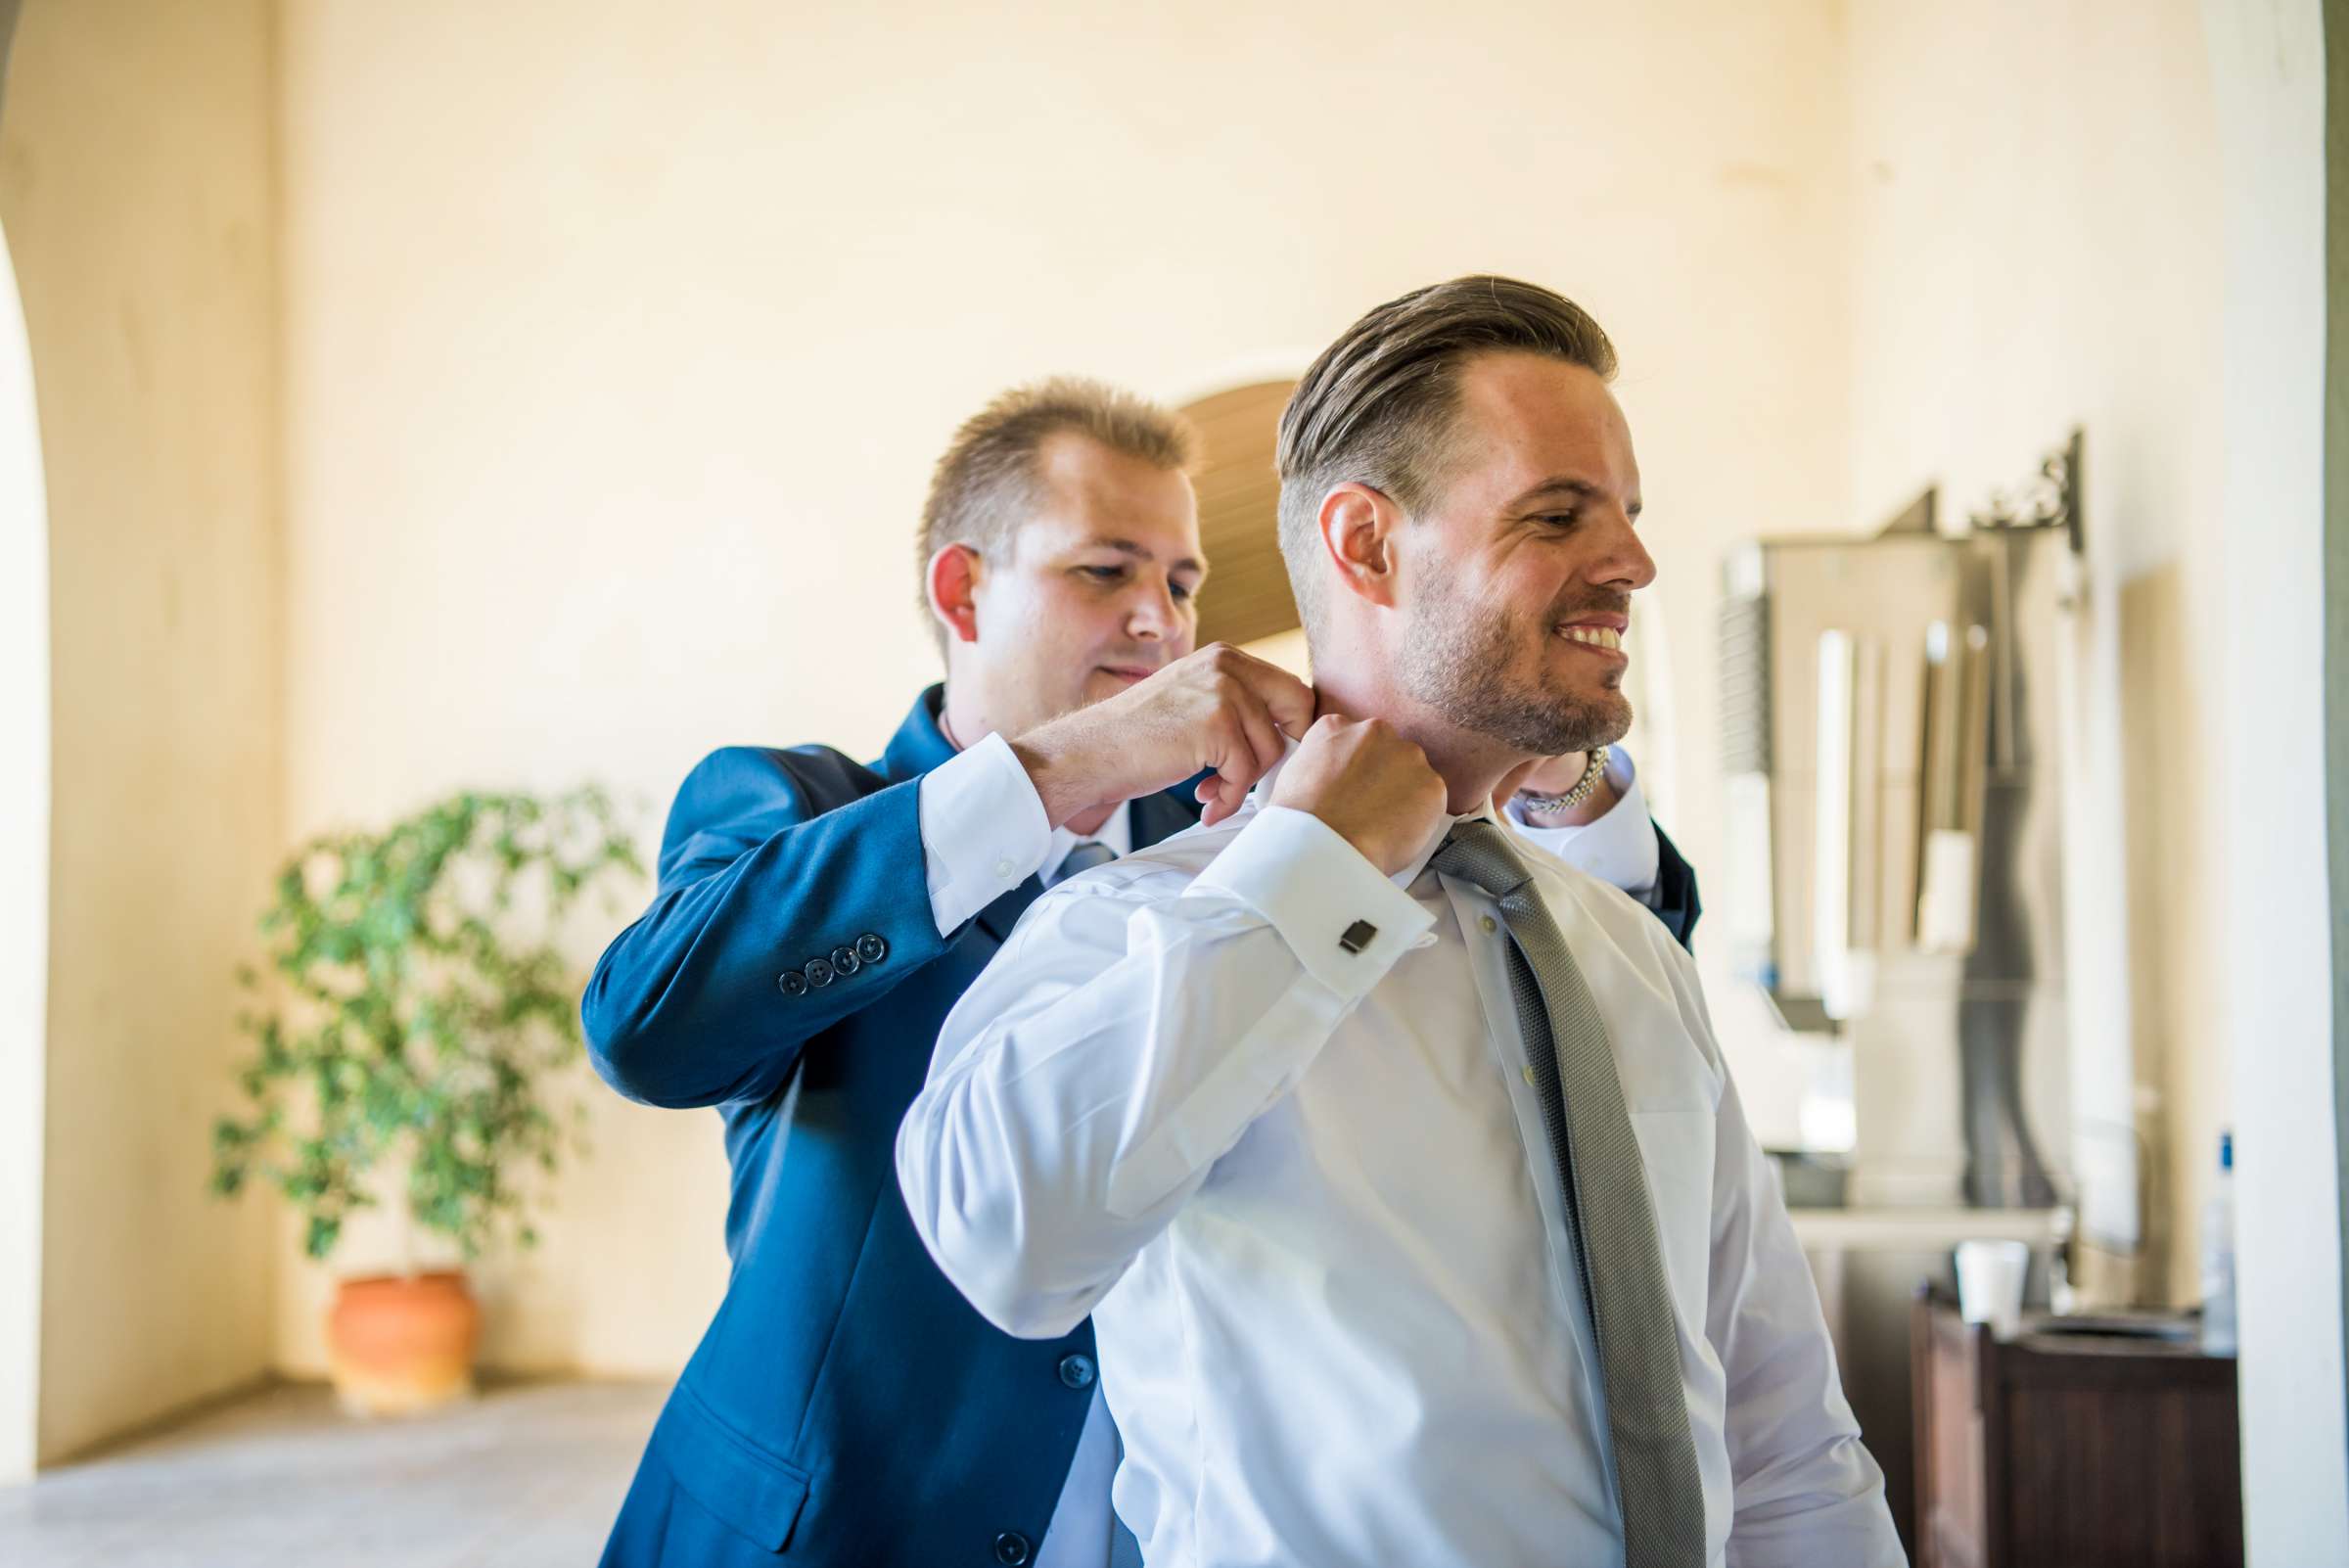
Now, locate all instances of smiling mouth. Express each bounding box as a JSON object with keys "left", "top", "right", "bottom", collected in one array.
[
  {"left": 1099, "top": 665, "right": 1157, "bottom": 684},
  {"left": 1555, "top": 624, "right": 1627, "bottom": 659}
]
